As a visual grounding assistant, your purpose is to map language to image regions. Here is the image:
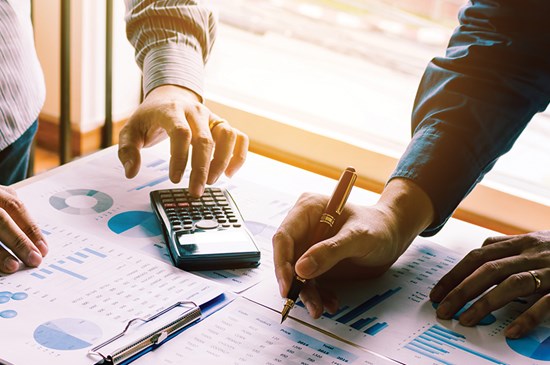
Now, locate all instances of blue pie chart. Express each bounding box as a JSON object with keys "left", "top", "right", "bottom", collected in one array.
[
  {"left": 33, "top": 318, "right": 102, "bottom": 350},
  {"left": 507, "top": 326, "right": 549, "bottom": 361},
  {"left": 108, "top": 211, "right": 162, "bottom": 238}
]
